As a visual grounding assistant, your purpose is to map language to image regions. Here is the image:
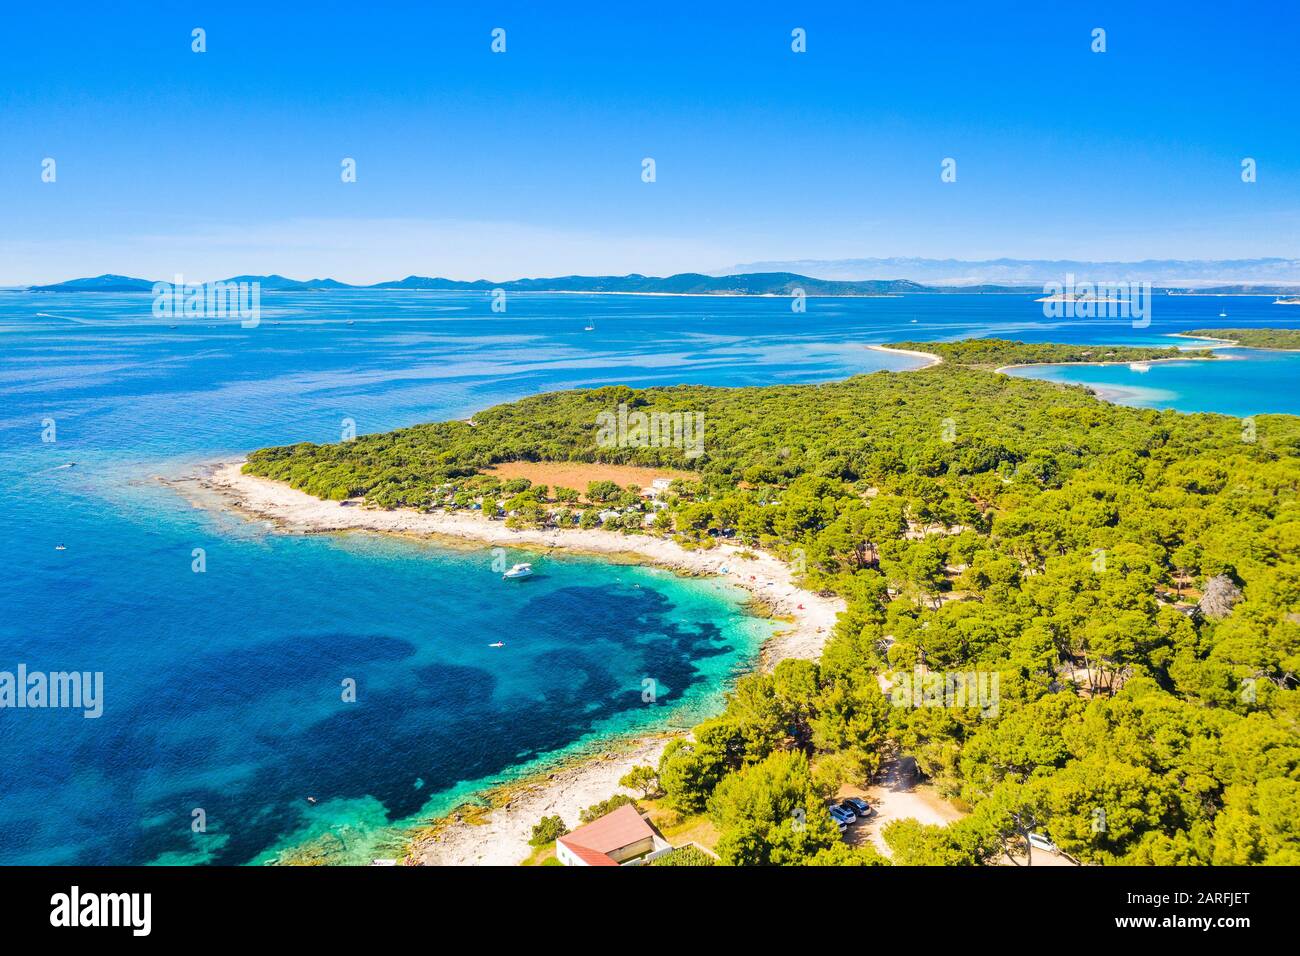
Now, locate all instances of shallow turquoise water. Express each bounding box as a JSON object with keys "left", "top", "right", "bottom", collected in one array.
[
  {"left": 1, "top": 289, "right": 1294, "bottom": 864},
  {"left": 1003, "top": 346, "right": 1300, "bottom": 417}
]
